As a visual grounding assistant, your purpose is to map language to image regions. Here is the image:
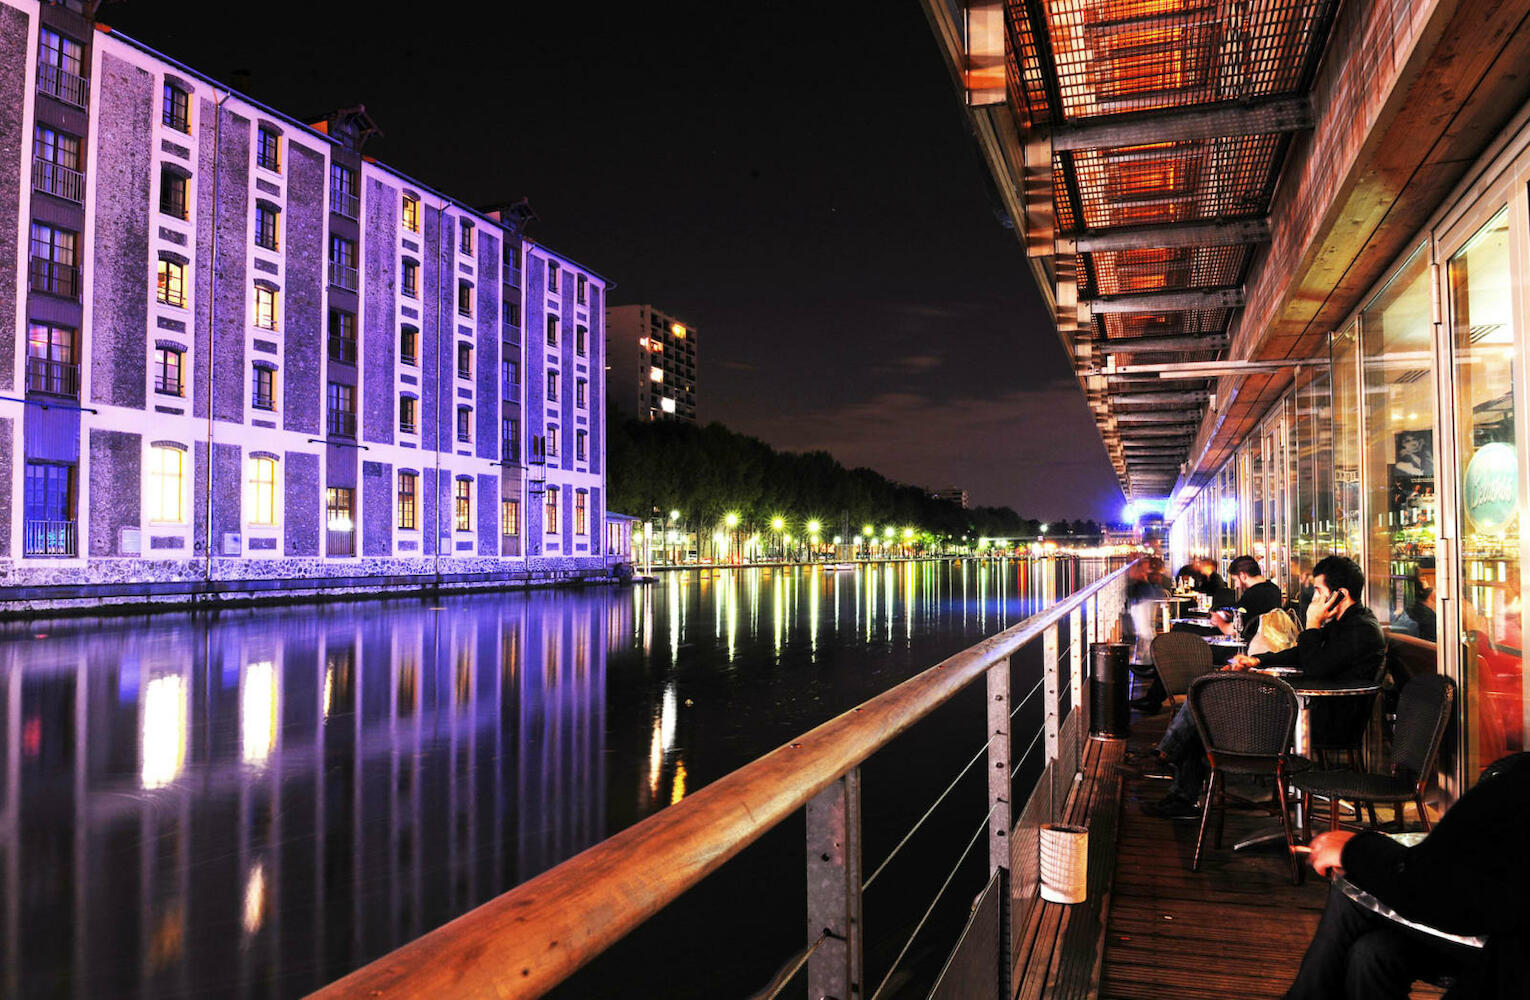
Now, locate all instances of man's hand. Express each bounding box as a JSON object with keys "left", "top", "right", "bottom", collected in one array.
[
  {"left": 1210, "top": 610, "right": 1236, "bottom": 636},
  {"left": 1307, "top": 830, "right": 1357, "bottom": 877},
  {"left": 1306, "top": 590, "right": 1342, "bottom": 631},
  {"left": 1225, "top": 653, "right": 1259, "bottom": 672}
]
